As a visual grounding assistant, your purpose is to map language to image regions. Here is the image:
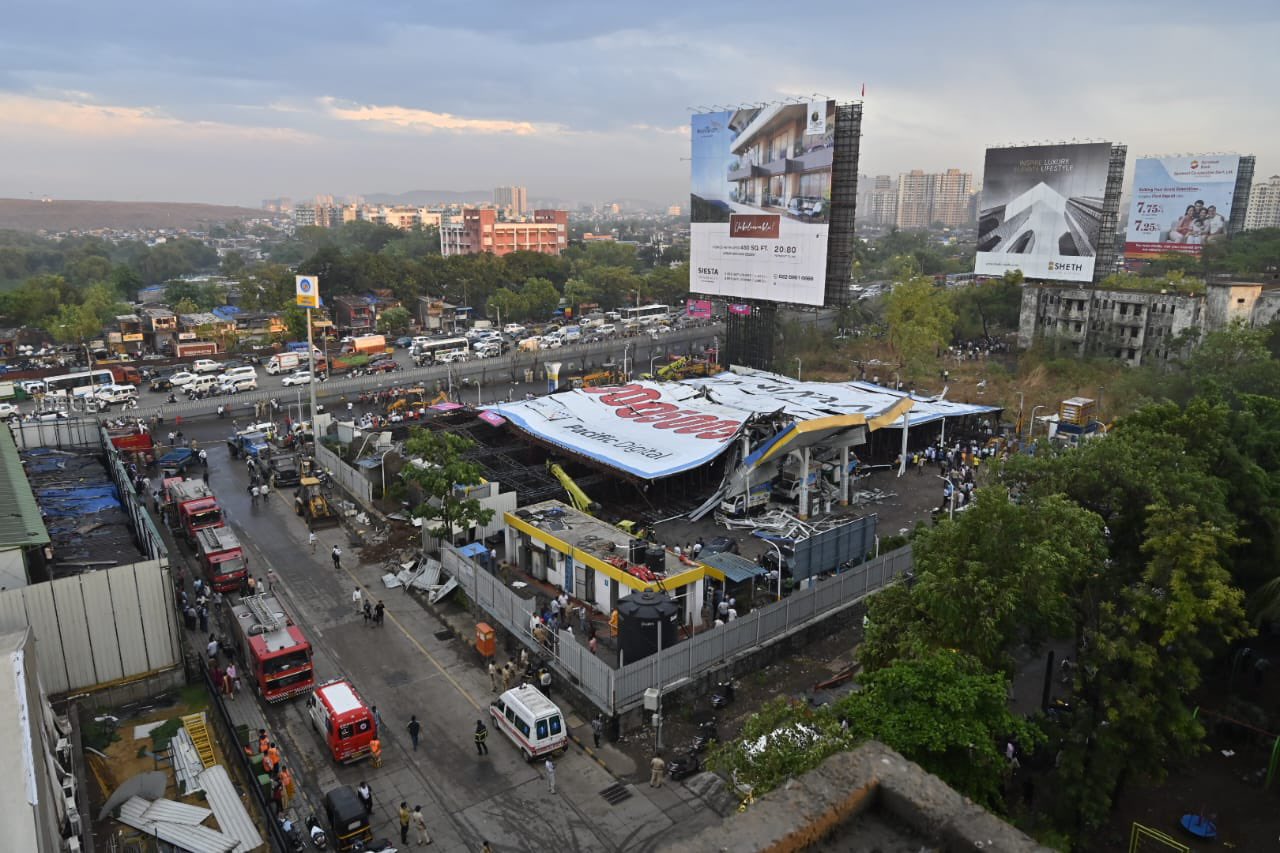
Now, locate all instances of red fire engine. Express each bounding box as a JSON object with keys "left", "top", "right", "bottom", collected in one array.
[{"left": 228, "top": 593, "right": 314, "bottom": 702}]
